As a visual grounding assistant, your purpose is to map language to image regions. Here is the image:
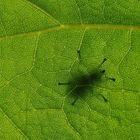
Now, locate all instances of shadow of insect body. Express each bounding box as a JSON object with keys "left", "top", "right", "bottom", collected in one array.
[{"left": 59, "top": 50, "right": 115, "bottom": 105}]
